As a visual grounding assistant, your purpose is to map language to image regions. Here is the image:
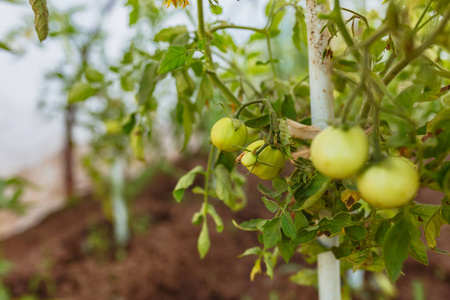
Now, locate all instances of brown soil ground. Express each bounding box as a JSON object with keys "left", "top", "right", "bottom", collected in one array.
[{"left": 1, "top": 161, "right": 449, "bottom": 300}]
